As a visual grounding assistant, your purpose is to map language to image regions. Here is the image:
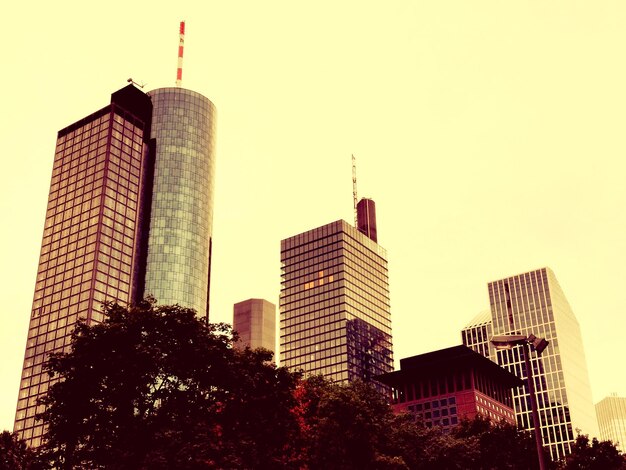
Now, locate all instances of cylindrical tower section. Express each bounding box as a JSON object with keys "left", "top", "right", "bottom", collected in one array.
[
  {"left": 144, "top": 87, "right": 216, "bottom": 319},
  {"left": 357, "top": 198, "right": 378, "bottom": 243}
]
